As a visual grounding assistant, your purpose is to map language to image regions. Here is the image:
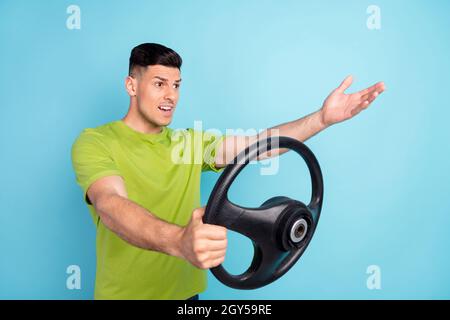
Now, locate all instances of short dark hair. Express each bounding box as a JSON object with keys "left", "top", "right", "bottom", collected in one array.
[{"left": 129, "top": 43, "right": 182, "bottom": 76}]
